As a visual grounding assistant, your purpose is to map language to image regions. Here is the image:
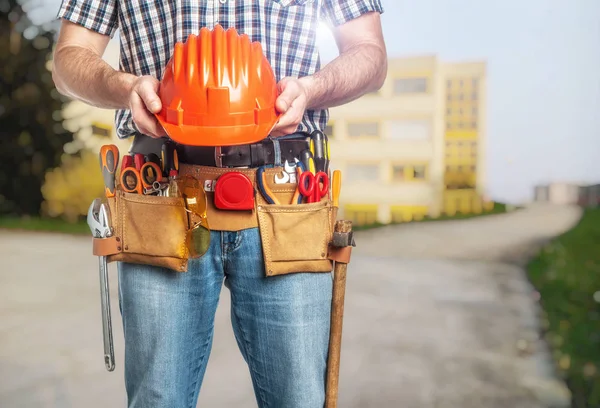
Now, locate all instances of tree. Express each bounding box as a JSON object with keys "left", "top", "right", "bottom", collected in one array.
[{"left": 0, "top": 0, "right": 73, "bottom": 216}]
